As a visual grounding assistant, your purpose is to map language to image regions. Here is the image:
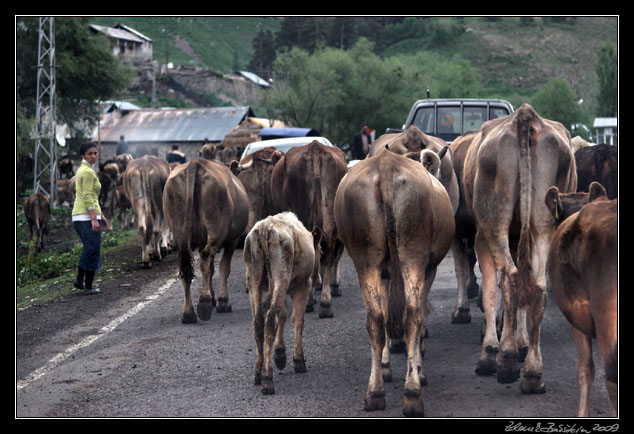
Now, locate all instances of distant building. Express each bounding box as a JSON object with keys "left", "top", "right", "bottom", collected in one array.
[
  {"left": 593, "top": 117, "right": 618, "bottom": 145},
  {"left": 93, "top": 106, "right": 255, "bottom": 161},
  {"left": 89, "top": 23, "right": 153, "bottom": 62}
]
